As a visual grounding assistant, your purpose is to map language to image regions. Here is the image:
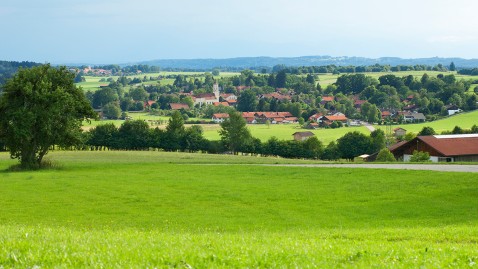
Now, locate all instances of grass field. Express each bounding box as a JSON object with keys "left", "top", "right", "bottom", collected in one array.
[
  {"left": 0, "top": 151, "right": 477, "bottom": 267},
  {"left": 374, "top": 110, "right": 478, "bottom": 134},
  {"left": 202, "top": 124, "right": 369, "bottom": 144},
  {"left": 76, "top": 71, "right": 240, "bottom": 91}
]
